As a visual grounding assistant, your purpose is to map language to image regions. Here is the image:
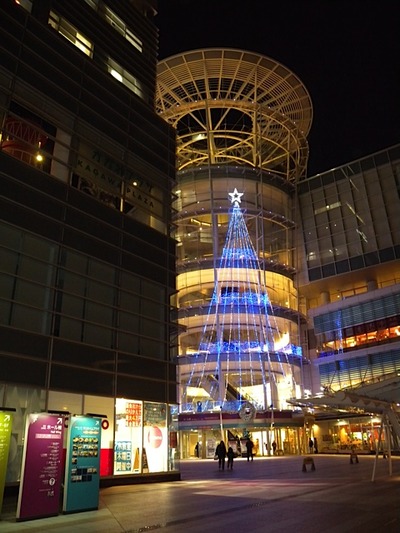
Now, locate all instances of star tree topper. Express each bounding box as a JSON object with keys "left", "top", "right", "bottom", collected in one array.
[{"left": 229, "top": 188, "right": 243, "bottom": 205}]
